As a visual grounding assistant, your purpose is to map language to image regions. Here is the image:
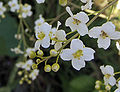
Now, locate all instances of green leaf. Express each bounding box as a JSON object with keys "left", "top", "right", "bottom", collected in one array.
[
  {"left": 69, "top": 75, "right": 95, "bottom": 92},
  {"left": 0, "top": 14, "right": 18, "bottom": 57}
]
